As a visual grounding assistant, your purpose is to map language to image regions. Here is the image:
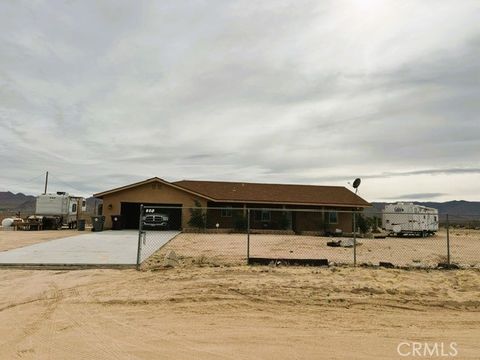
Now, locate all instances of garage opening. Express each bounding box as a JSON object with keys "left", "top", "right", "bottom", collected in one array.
[{"left": 120, "top": 203, "right": 182, "bottom": 230}]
